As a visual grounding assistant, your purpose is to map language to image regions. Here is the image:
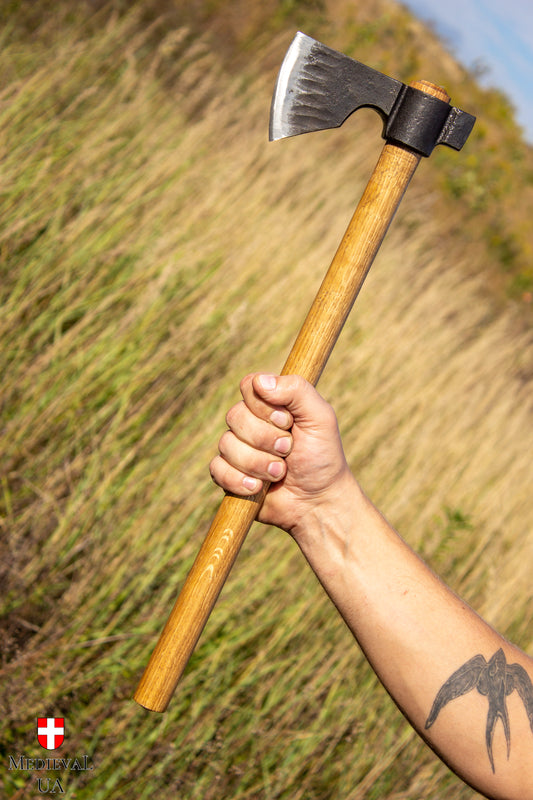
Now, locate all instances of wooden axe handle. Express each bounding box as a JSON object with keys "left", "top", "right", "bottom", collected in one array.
[{"left": 134, "top": 83, "right": 448, "bottom": 712}]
